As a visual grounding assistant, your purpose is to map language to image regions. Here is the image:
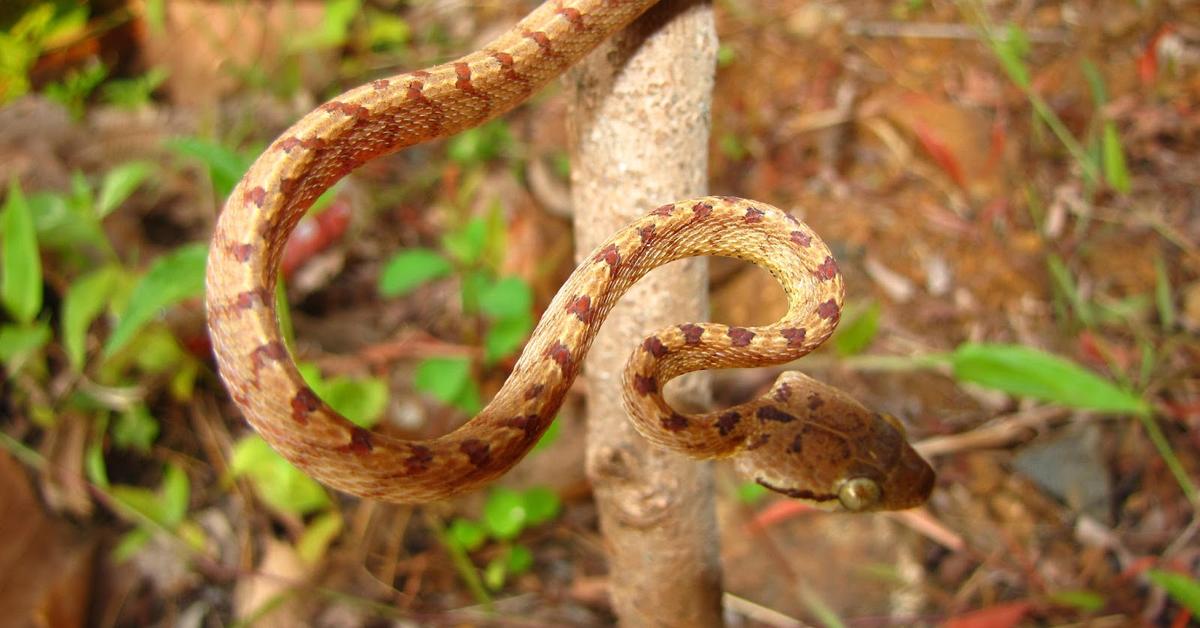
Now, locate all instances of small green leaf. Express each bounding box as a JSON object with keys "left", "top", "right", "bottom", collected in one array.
[
  {"left": 1147, "top": 570, "right": 1200, "bottom": 615},
  {"left": 442, "top": 218, "right": 488, "bottom": 265},
  {"left": 479, "top": 277, "right": 533, "bottom": 319},
  {"left": 483, "top": 555, "right": 508, "bottom": 591},
  {"left": 297, "top": 362, "right": 387, "bottom": 428},
  {"left": 833, "top": 302, "right": 880, "bottom": 356},
  {"left": 112, "top": 528, "right": 151, "bottom": 562},
  {"left": 459, "top": 269, "right": 491, "bottom": 315},
  {"left": 297, "top": 511, "right": 343, "bottom": 564},
  {"left": 483, "top": 487, "right": 527, "bottom": 541},
  {"left": 2, "top": 180, "right": 43, "bottom": 323},
  {"left": 0, "top": 322, "right": 50, "bottom": 369},
  {"left": 447, "top": 120, "right": 512, "bottom": 165},
  {"left": 484, "top": 313, "right": 532, "bottom": 363},
  {"left": 505, "top": 544, "right": 533, "bottom": 575},
  {"left": 166, "top": 137, "right": 253, "bottom": 197},
  {"left": 112, "top": 405, "right": 160, "bottom": 452},
  {"left": 522, "top": 487, "right": 561, "bottom": 526},
  {"left": 229, "top": 435, "right": 331, "bottom": 516},
  {"left": 366, "top": 10, "right": 410, "bottom": 48},
  {"left": 448, "top": 518, "right": 487, "bottom": 552},
  {"left": 104, "top": 243, "right": 207, "bottom": 357},
  {"left": 111, "top": 485, "right": 164, "bottom": 523},
  {"left": 159, "top": 464, "right": 190, "bottom": 527},
  {"left": 62, "top": 266, "right": 119, "bottom": 370},
  {"left": 1047, "top": 589, "right": 1105, "bottom": 612},
  {"left": 378, "top": 248, "right": 452, "bottom": 297},
  {"left": 737, "top": 481, "right": 769, "bottom": 504},
  {"left": 991, "top": 24, "right": 1031, "bottom": 88},
  {"left": 414, "top": 357, "right": 481, "bottom": 413},
  {"left": 951, "top": 343, "right": 1150, "bottom": 415},
  {"left": 1154, "top": 255, "right": 1175, "bottom": 331},
  {"left": 1080, "top": 60, "right": 1108, "bottom": 109},
  {"left": 531, "top": 418, "right": 560, "bottom": 453},
  {"left": 96, "top": 161, "right": 153, "bottom": 217},
  {"left": 85, "top": 438, "right": 109, "bottom": 488},
  {"left": 1102, "top": 122, "right": 1131, "bottom": 194}
]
